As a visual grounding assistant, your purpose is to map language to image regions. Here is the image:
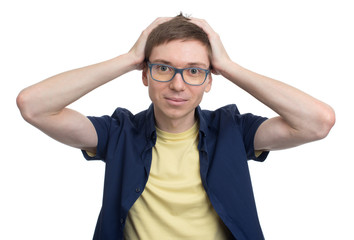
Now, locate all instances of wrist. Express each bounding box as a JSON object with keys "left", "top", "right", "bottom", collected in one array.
[
  {"left": 114, "top": 53, "right": 143, "bottom": 73},
  {"left": 125, "top": 51, "right": 145, "bottom": 70},
  {"left": 216, "top": 59, "right": 239, "bottom": 77}
]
